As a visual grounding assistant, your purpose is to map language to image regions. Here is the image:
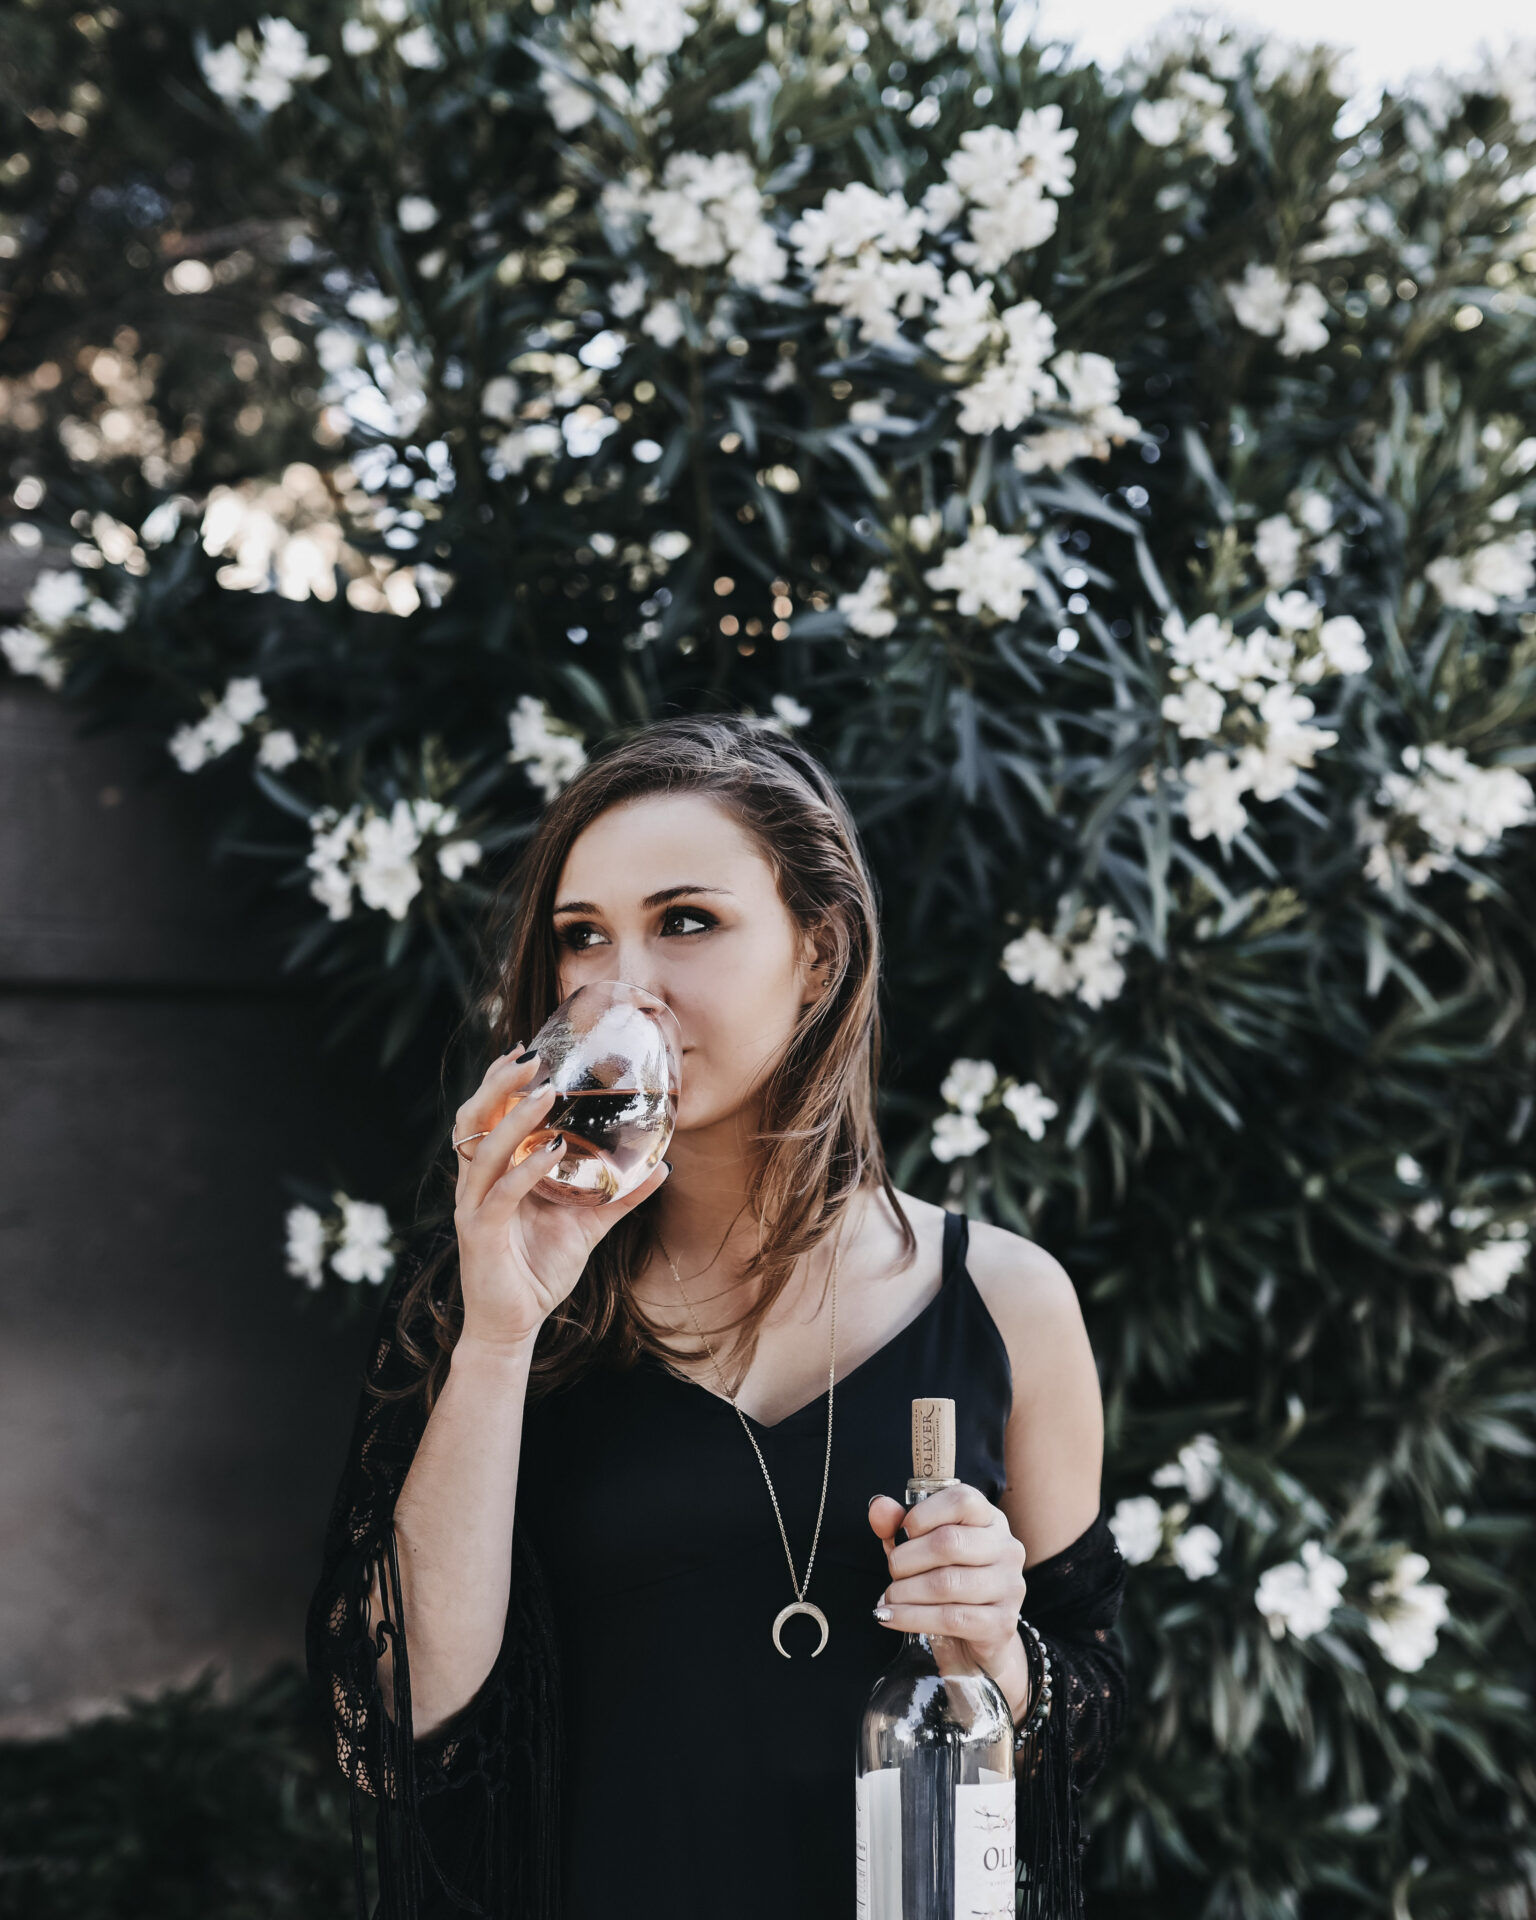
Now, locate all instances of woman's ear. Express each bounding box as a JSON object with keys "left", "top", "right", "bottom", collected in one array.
[{"left": 799, "top": 923, "right": 834, "bottom": 1007}]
